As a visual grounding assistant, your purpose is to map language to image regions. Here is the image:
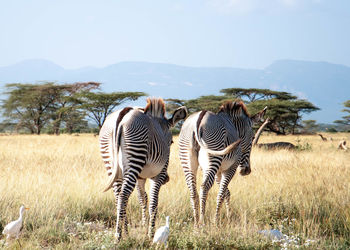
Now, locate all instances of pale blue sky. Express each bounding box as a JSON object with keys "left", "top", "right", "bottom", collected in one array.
[{"left": 1, "top": 0, "right": 349, "bottom": 69}]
